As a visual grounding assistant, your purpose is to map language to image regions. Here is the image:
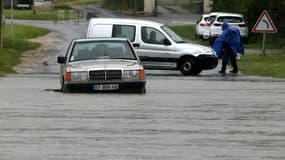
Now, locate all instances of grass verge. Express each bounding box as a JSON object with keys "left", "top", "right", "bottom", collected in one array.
[
  {"left": 4, "top": 9, "right": 81, "bottom": 21},
  {"left": 4, "top": 0, "right": 100, "bottom": 20},
  {"left": 170, "top": 24, "right": 285, "bottom": 78},
  {"left": 55, "top": 0, "right": 100, "bottom": 6},
  {"left": 238, "top": 54, "right": 285, "bottom": 78},
  {"left": 0, "top": 24, "right": 49, "bottom": 76},
  {"left": 170, "top": 24, "right": 285, "bottom": 49}
]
